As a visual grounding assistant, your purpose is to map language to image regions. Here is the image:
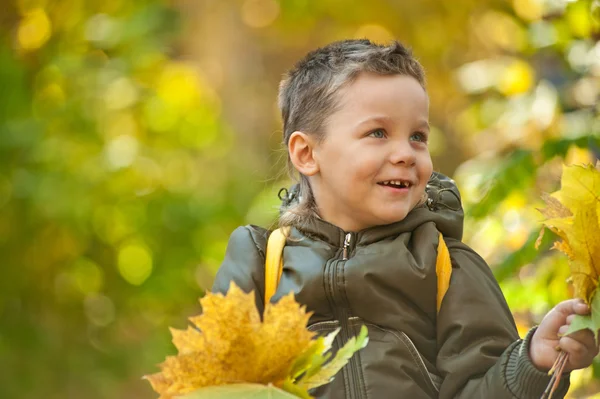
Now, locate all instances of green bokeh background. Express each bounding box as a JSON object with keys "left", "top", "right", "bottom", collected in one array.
[{"left": 1, "top": 0, "right": 599, "bottom": 397}]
